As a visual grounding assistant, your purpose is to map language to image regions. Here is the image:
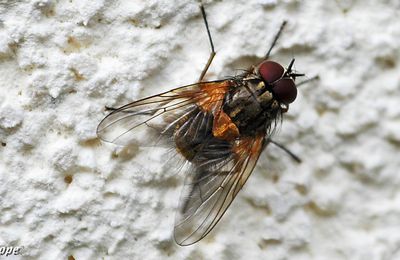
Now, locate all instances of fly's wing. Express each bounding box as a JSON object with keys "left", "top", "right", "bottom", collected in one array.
[
  {"left": 174, "top": 134, "right": 266, "bottom": 246},
  {"left": 97, "top": 81, "right": 228, "bottom": 146}
]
